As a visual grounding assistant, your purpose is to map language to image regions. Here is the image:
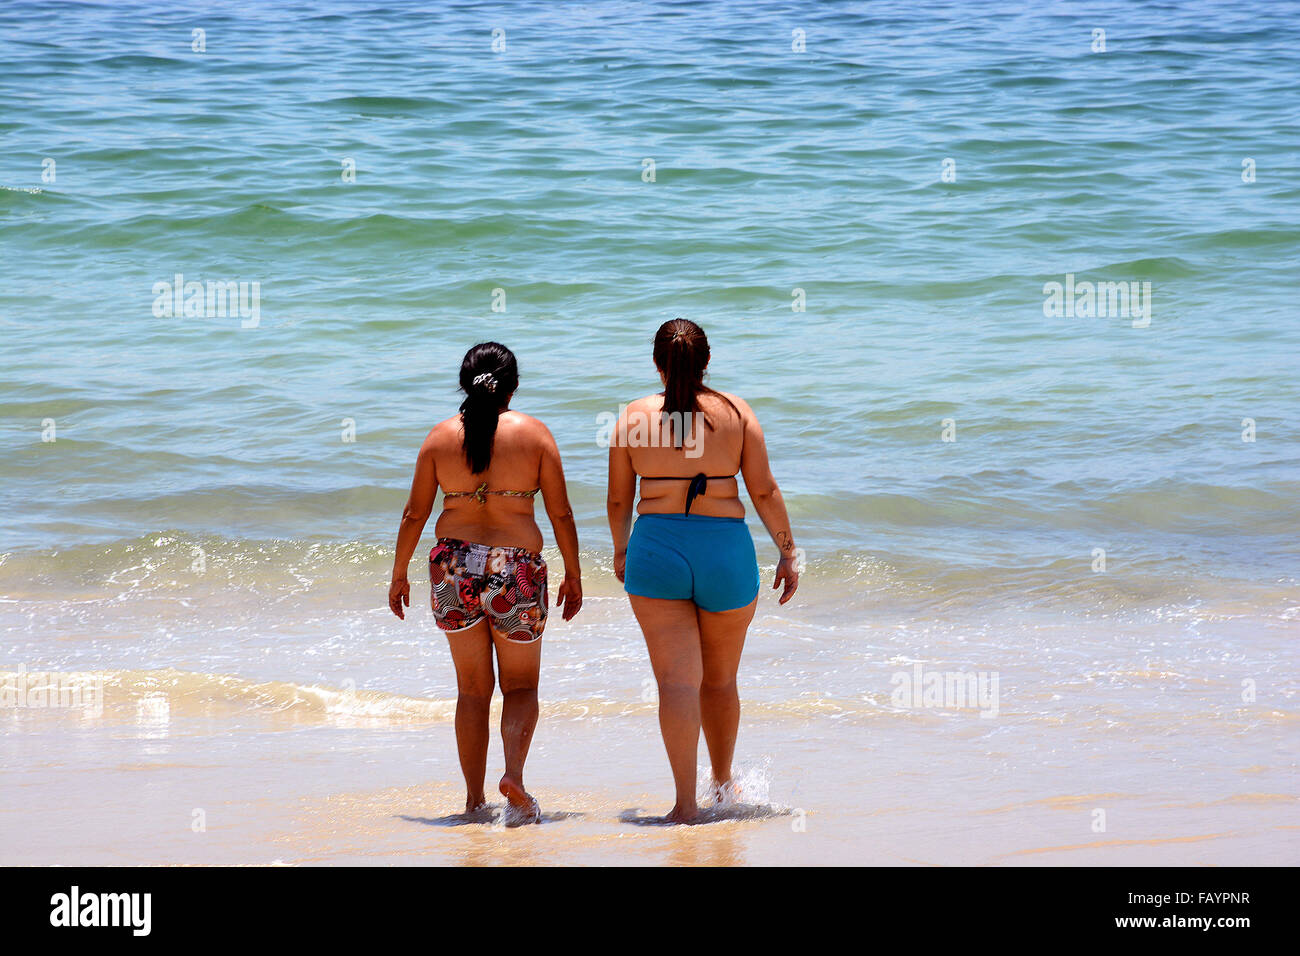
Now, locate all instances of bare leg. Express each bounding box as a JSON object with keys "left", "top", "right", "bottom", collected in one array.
[
  {"left": 698, "top": 597, "right": 757, "bottom": 798},
  {"left": 630, "top": 594, "right": 704, "bottom": 823},
  {"left": 444, "top": 620, "right": 495, "bottom": 812},
  {"left": 493, "top": 629, "right": 542, "bottom": 825}
]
